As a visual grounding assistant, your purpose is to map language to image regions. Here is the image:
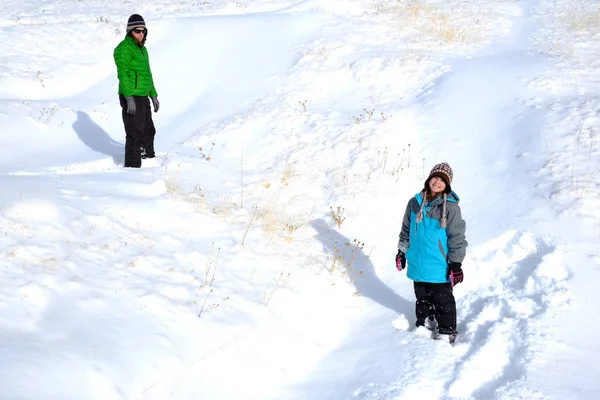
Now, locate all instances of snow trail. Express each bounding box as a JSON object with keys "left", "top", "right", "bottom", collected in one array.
[{"left": 288, "top": 1, "right": 578, "bottom": 399}]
